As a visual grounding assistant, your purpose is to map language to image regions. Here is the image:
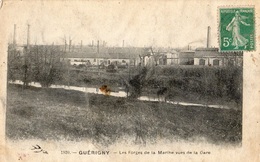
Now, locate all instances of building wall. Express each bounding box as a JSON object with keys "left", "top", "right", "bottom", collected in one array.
[
  {"left": 166, "top": 53, "right": 179, "bottom": 65},
  {"left": 144, "top": 56, "right": 155, "bottom": 67},
  {"left": 195, "top": 49, "right": 220, "bottom": 57},
  {"left": 194, "top": 57, "right": 243, "bottom": 66},
  {"left": 194, "top": 48, "right": 243, "bottom": 66},
  {"left": 179, "top": 51, "right": 195, "bottom": 58},
  {"left": 69, "top": 58, "right": 102, "bottom": 66},
  {"left": 68, "top": 57, "right": 131, "bottom": 66},
  {"left": 194, "top": 57, "right": 223, "bottom": 66},
  {"left": 166, "top": 59, "right": 179, "bottom": 65},
  {"left": 179, "top": 51, "right": 195, "bottom": 65},
  {"left": 106, "top": 58, "right": 130, "bottom": 65}
]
